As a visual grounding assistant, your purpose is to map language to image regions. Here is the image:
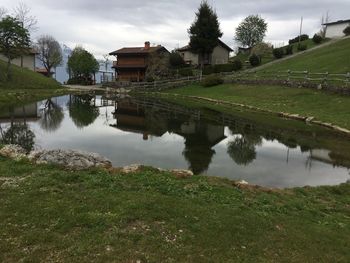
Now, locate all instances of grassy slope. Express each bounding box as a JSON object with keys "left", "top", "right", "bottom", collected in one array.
[
  {"left": 259, "top": 37, "right": 350, "bottom": 73},
  {"left": 0, "top": 157, "right": 349, "bottom": 262},
  {"left": 166, "top": 84, "right": 350, "bottom": 130},
  {"left": 0, "top": 60, "right": 66, "bottom": 108}
]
